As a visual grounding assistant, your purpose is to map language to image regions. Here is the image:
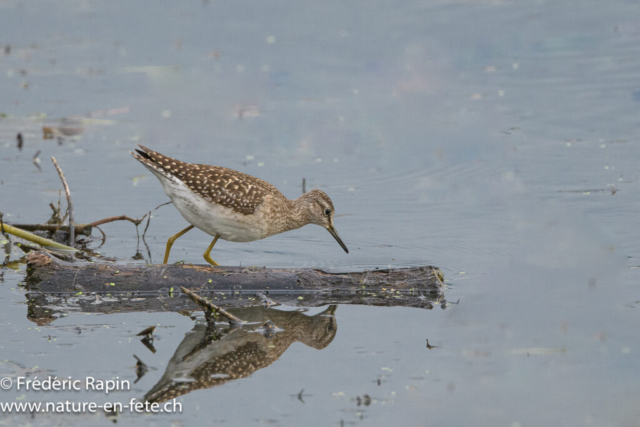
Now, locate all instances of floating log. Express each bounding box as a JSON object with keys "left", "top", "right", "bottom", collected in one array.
[{"left": 24, "top": 251, "right": 446, "bottom": 322}]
